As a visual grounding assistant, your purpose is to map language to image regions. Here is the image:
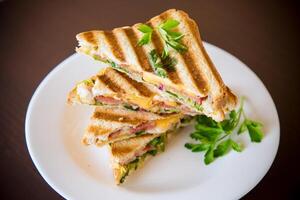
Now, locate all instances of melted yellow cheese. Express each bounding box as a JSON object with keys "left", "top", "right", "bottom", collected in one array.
[
  {"left": 126, "top": 95, "right": 153, "bottom": 109},
  {"left": 163, "top": 100, "right": 178, "bottom": 107},
  {"left": 143, "top": 73, "right": 161, "bottom": 85},
  {"left": 155, "top": 114, "right": 182, "bottom": 130}
]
